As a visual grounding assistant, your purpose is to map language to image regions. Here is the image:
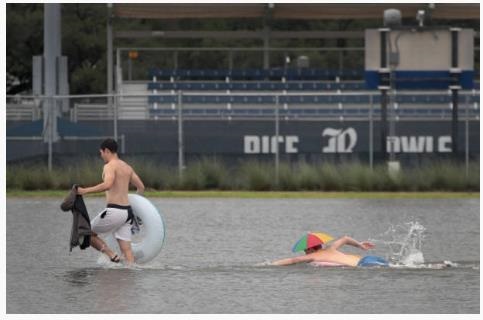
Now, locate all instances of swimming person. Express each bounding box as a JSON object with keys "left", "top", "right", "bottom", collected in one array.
[
  {"left": 272, "top": 235, "right": 388, "bottom": 267},
  {"left": 77, "top": 139, "right": 145, "bottom": 264}
]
